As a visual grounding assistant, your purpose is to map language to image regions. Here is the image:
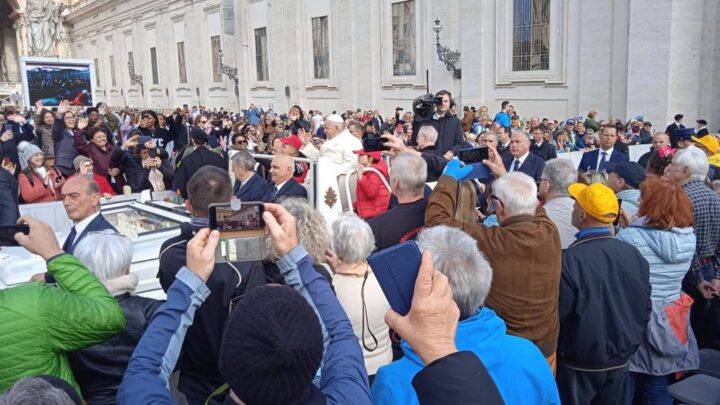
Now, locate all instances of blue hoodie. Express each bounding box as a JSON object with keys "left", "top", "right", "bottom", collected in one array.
[
  {"left": 615, "top": 220, "right": 696, "bottom": 302},
  {"left": 371, "top": 308, "right": 560, "bottom": 405}
]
